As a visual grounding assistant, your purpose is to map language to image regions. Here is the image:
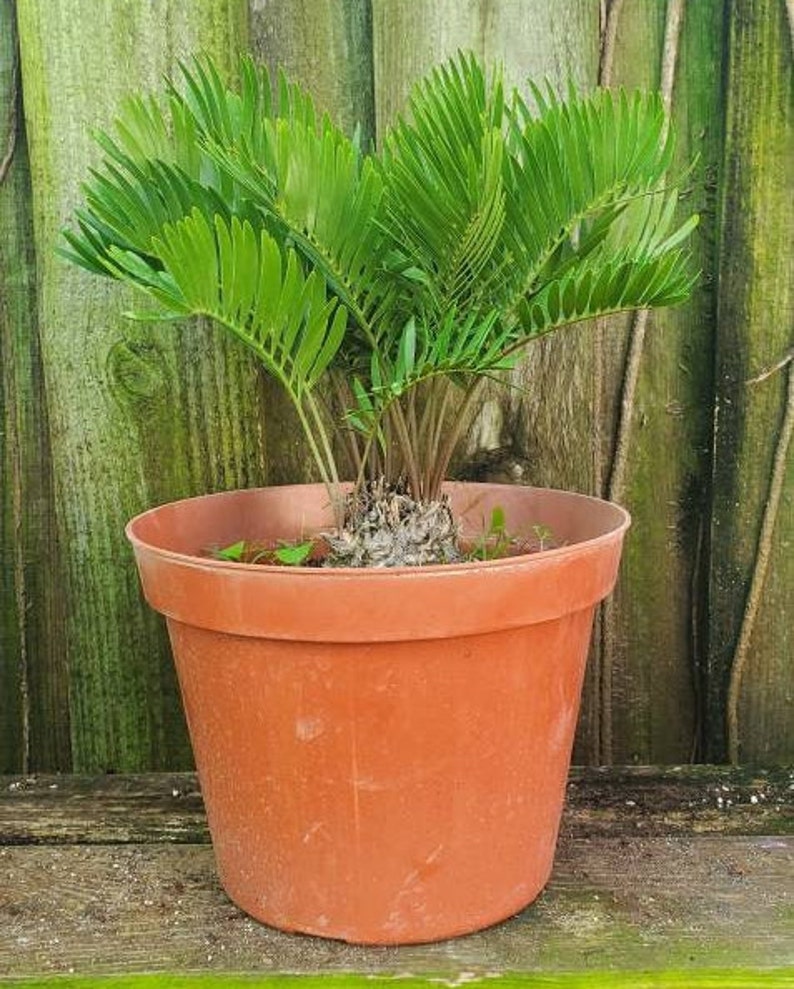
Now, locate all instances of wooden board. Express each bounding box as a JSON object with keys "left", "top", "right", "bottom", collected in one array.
[
  {"left": 1, "top": 836, "right": 791, "bottom": 977},
  {"left": 1, "top": 0, "right": 28, "bottom": 772},
  {"left": 599, "top": 0, "right": 726, "bottom": 767},
  {"left": 4, "top": 972, "right": 794, "bottom": 989},
  {"left": 1, "top": 768, "right": 791, "bottom": 978},
  {"left": 0, "top": 1, "right": 70, "bottom": 775},
  {"left": 250, "top": 0, "right": 374, "bottom": 141},
  {"left": 13, "top": 0, "right": 266, "bottom": 774},
  {"left": 1, "top": 767, "right": 791, "bottom": 846},
  {"left": 707, "top": 0, "right": 794, "bottom": 763}
]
